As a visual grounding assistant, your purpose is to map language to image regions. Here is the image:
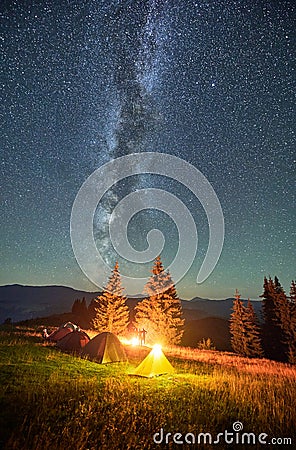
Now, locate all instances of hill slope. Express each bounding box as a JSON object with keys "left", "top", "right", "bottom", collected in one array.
[{"left": 0, "top": 326, "right": 295, "bottom": 449}]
